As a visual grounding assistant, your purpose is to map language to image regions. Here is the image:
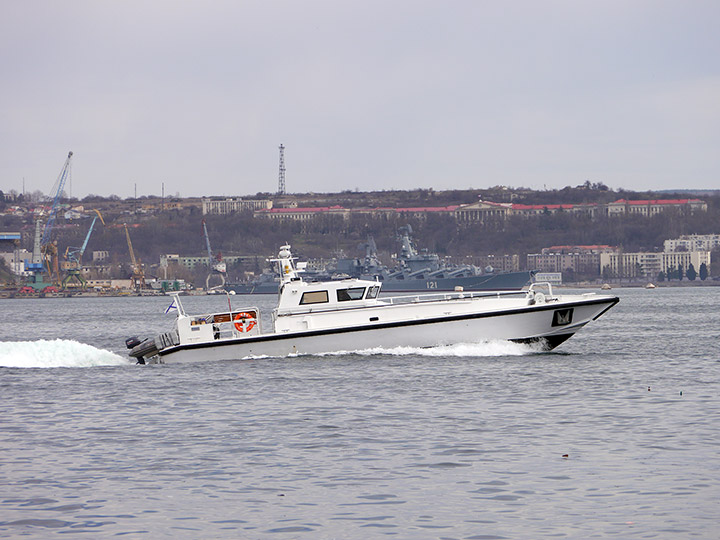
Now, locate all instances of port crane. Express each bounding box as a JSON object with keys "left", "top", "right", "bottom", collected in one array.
[
  {"left": 202, "top": 220, "right": 226, "bottom": 290},
  {"left": 124, "top": 224, "right": 145, "bottom": 291},
  {"left": 27, "top": 151, "right": 73, "bottom": 288},
  {"left": 61, "top": 209, "right": 104, "bottom": 289}
]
